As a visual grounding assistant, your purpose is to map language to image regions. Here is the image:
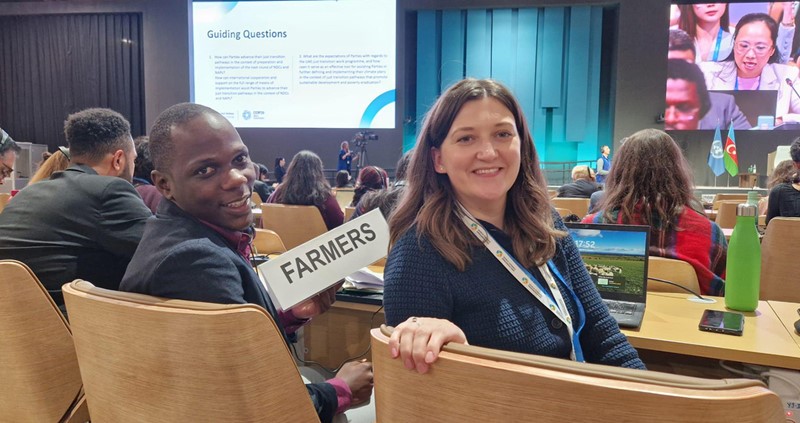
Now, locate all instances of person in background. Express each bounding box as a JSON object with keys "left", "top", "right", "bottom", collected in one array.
[
  {"left": 350, "top": 166, "right": 389, "bottom": 208},
  {"left": 0, "top": 128, "right": 21, "bottom": 185},
  {"left": 349, "top": 151, "right": 412, "bottom": 220},
  {"left": 665, "top": 58, "right": 712, "bottom": 131},
  {"left": 273, "top": 156, "right": 286, "bottom": 184},
  {"left": 334, "top": 170, "right": 352, "bottom": 189},
  {"left": 759, "top": 159, "right": 796, "bottom": 215},
  {"left": 337, "top": 141, "right": 354, "bottom": 175},
  {"left": 766, "top": 137, "right": 800, "bottom": 223},
  {"left": 253, "top": 163, "right": 273, "bottom": 202},
  {"left": 557, "top": 165, "right": 602, "bottom": 199},
  {"left": 583, "top": 128, "right": 727, "bottom": 297},
  {"left": 267, "top": 150, "right": 344, "bottom": 230},
  {"left": 383, "top": 78, "right": 644, "bottom": 374},
  {"left": 668, "top": 30, "right": 752, "bottom": 130},
  {"left": 120, "top": 103, "right": 372, "bottom": 423},
  {"left": 133, "top": 136, "right": 162, "bottom": 214},
  {"left": 700, "top": 13, "right": 800, "bottom": 124},
  {"left": 28, "top": 147, "right": 70, "bottom": 184},
  {"left": 0, "top": 108, "right": 152, "bottom": 312},
  {"left": 596, "top": 145, "right": 611, "bottom": 184}
]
